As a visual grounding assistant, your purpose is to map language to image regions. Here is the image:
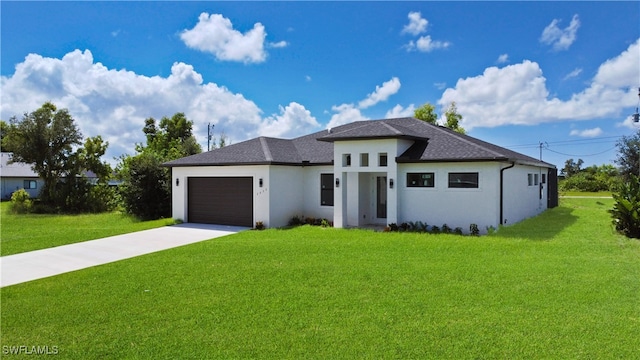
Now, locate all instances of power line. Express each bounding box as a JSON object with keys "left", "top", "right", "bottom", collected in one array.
[{"left": 543, "top": 146, "right": 617, "bottom": 157}]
